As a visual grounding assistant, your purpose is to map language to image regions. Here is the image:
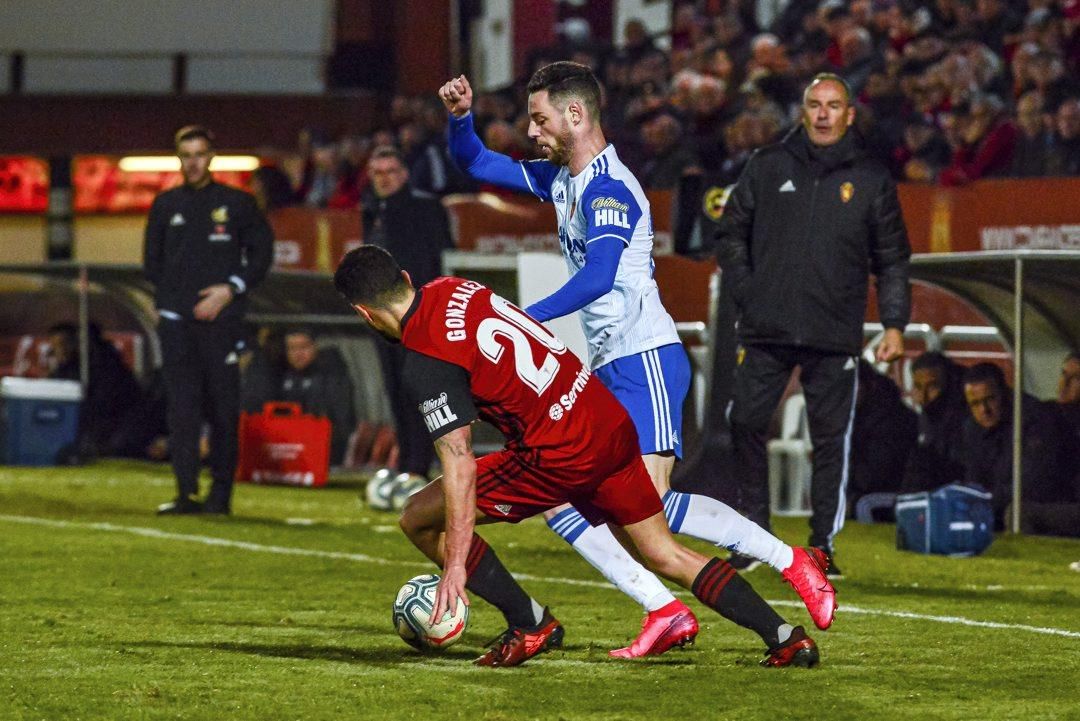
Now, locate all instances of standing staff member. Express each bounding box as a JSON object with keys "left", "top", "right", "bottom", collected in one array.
[
  {"left": 145, "top": 125, "right": 273, "bottom": 515},
  {"left": 716, "top": 74, "right": 911, "bottom": 577},
  {"left": 362, "top": 146, "right": 455, "bottom": 491}
]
